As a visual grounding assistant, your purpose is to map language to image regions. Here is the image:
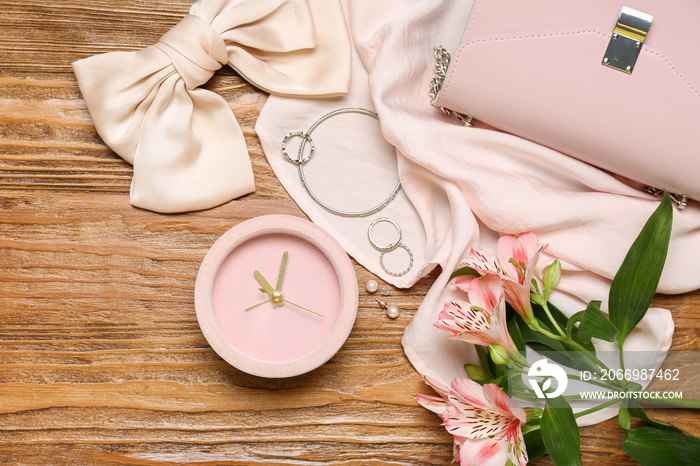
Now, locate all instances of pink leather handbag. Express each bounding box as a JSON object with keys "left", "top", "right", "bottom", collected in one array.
[{"left": 431, "top": 0, "right": 700, "bottom": 206}]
